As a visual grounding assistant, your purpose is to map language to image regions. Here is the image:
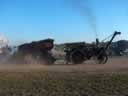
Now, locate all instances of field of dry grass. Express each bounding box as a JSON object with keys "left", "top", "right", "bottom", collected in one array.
[
  {"left": 0, "top": 57, "right": 127, "bottom": 96},
  {"left": 0, "top": 72, "right": 128, "bottom": 96}
]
